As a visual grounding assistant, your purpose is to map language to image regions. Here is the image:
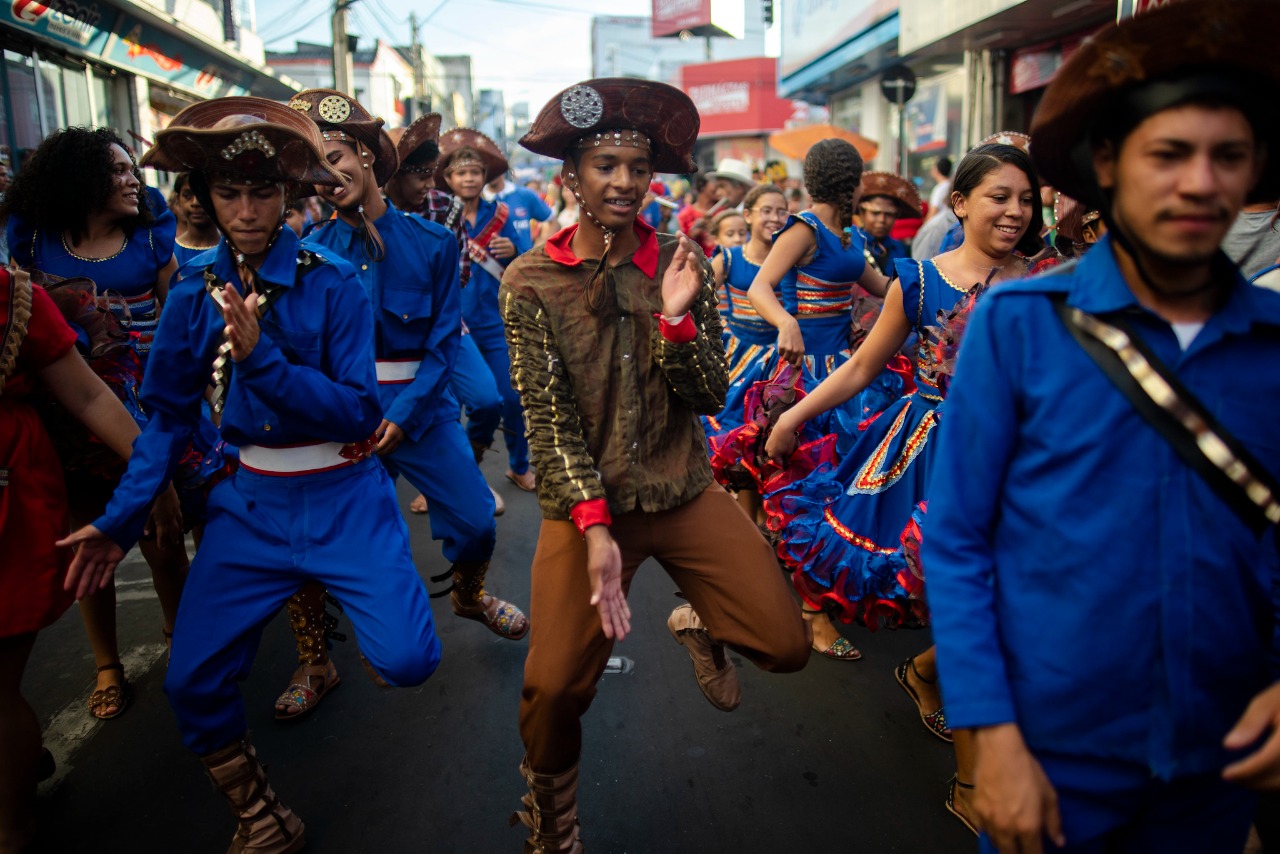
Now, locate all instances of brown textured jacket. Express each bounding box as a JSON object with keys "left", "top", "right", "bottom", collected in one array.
[{"left": 499, "top": 222, "right": 727, "bottom": 521}]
